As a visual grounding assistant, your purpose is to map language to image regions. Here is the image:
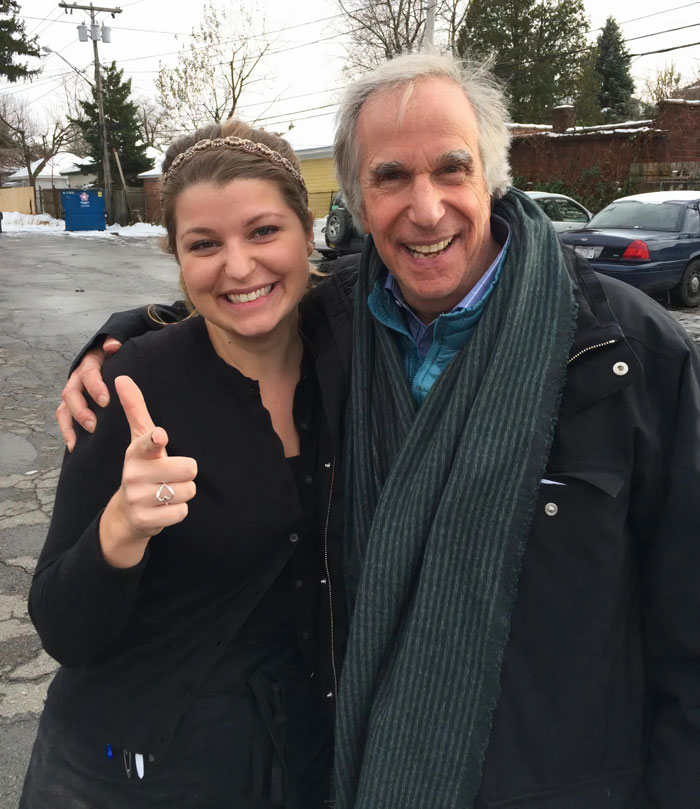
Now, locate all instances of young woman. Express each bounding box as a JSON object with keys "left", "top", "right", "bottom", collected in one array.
[{"left": 21, "top": 121, "right": 353, "bottom": 809}]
